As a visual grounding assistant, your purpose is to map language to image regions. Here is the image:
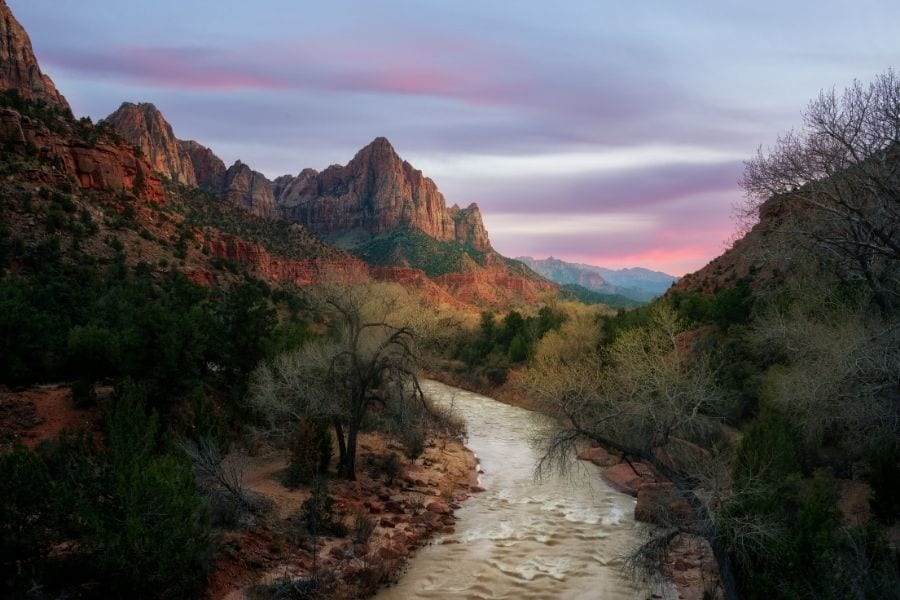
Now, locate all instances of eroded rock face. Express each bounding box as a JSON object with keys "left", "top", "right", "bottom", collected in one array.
[
  {"left": 273, "top": 168, "right": 318, "bottom": 208},
  {"left": 449, "top": 203, "right": 491, "bottom": 251},
  {"left": 224, "top": 160, "right": 276, "bottom": 218},
  {"left": 433, "top": 253, "right": 557, "bottom": 306},
  {"left": 277, "top": 137, "right": 491, "bottom": 249},
  {"left": 204, "top": 235, "right": 369, "bottom": 286},
  {"left": 104, "top": 102, "right": 197, "bottom": 186},
  {"left": 0, "top": 106, "right": 163, "bottom": 202},
  {"left": 179, "top": 139, "right": 227, "bottom": 195},
  {"left": 0, "top": 1, "right": 70, "bottom": 111}
]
